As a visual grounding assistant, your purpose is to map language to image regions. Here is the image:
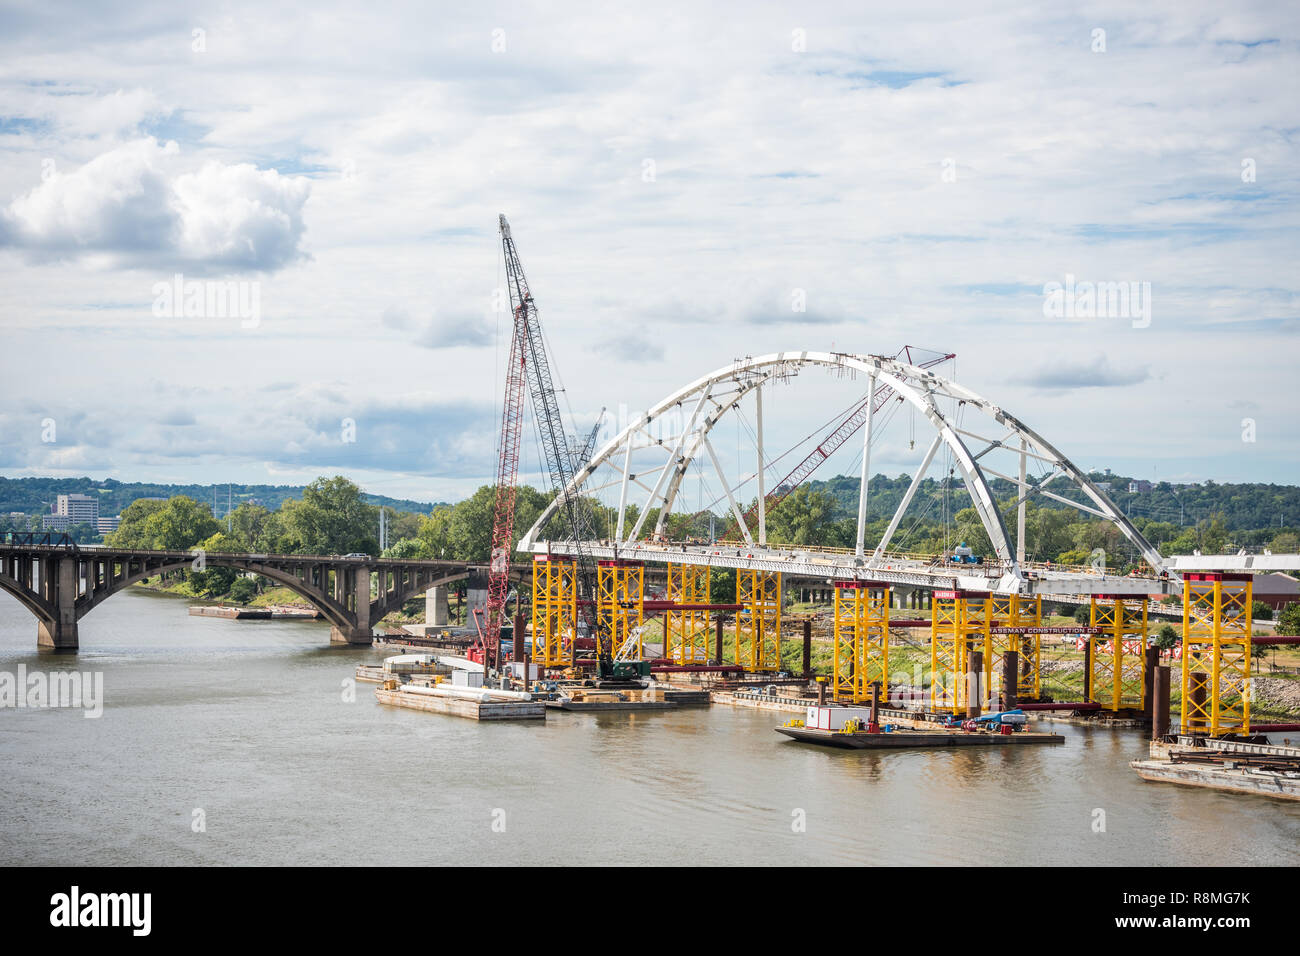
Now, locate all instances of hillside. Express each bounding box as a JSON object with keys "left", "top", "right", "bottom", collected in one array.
[{"left": 0, "top": 476, "right": 442, "bottom": 520}]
